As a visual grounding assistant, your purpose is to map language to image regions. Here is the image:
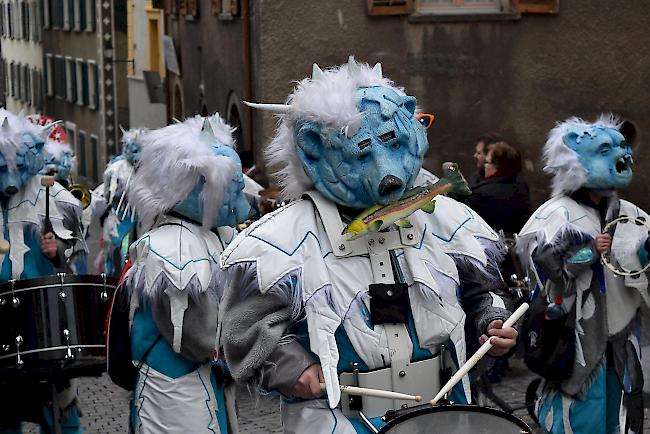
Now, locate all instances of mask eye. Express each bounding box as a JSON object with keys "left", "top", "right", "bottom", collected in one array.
[
  {"left": 391, "top": 142, "right": 401, "bottom": 150},
  {"left": 357, "top": 153, "right": 370, "bottom": 161},
  {"left": 379, "top": 131, "right": 396, "bottom": 142},
  {"left": 357, "top": 138, "right": 371, "bottom": 150}
]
